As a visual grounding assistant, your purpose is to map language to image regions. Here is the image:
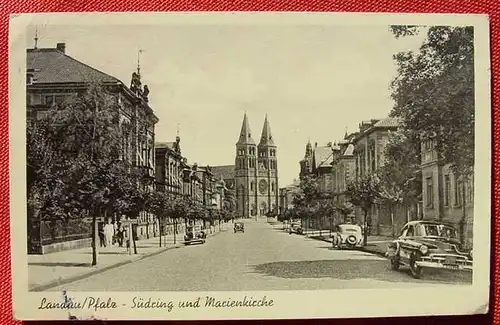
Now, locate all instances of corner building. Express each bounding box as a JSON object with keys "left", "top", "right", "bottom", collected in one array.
[{"left": 234, "top": 114, "right": 279, "bottom": 219}]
